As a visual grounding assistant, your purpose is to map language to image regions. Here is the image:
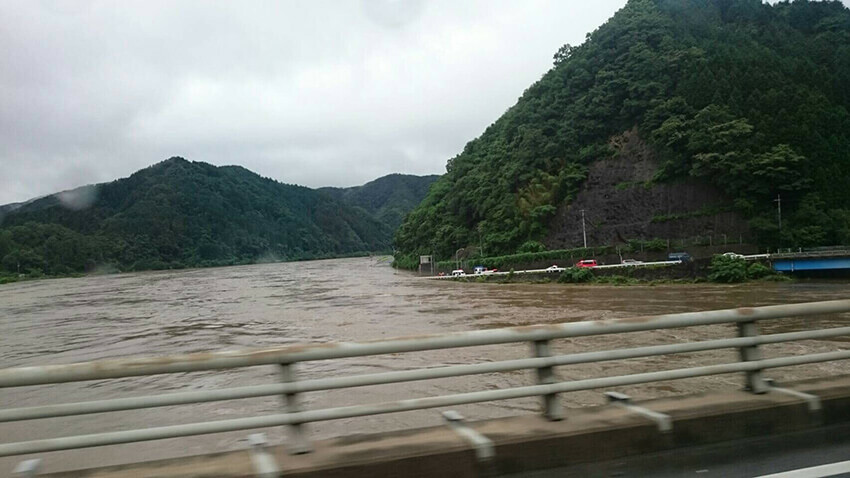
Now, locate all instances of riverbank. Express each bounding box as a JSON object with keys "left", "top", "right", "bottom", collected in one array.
[
  {"left": 448, "top": 258, "right": 792, "bottom": 285},
  {"left": 0, "top": 271, "right": 86, "bottom": 285},
  {"left": 0, "top": 252, "right": 394, "bottom": 286}
]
